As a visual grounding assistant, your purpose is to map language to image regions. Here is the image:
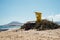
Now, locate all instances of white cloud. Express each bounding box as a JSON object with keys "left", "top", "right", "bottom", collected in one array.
[{"left": 43, "top": 14, "right": 60, "bottom": 22}]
